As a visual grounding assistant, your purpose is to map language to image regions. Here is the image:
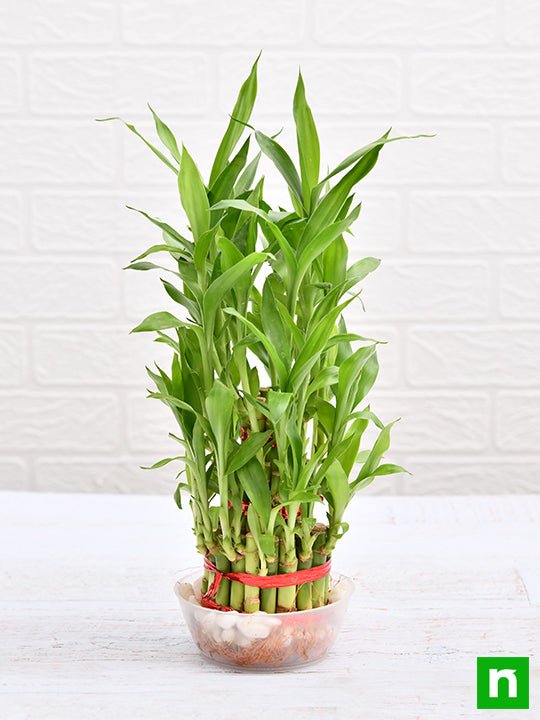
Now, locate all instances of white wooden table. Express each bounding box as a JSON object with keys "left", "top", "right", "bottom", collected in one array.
[{"left": 1, "top": 493, "right": 539, "bottom": 719}]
